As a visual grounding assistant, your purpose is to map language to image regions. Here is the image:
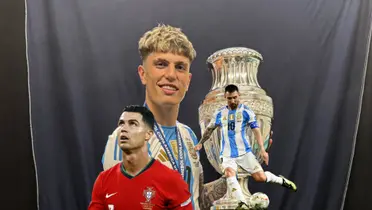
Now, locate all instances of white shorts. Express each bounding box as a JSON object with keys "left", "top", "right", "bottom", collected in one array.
[{"left": 221, "top": 152, "right": 263, "bottom": 175}]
